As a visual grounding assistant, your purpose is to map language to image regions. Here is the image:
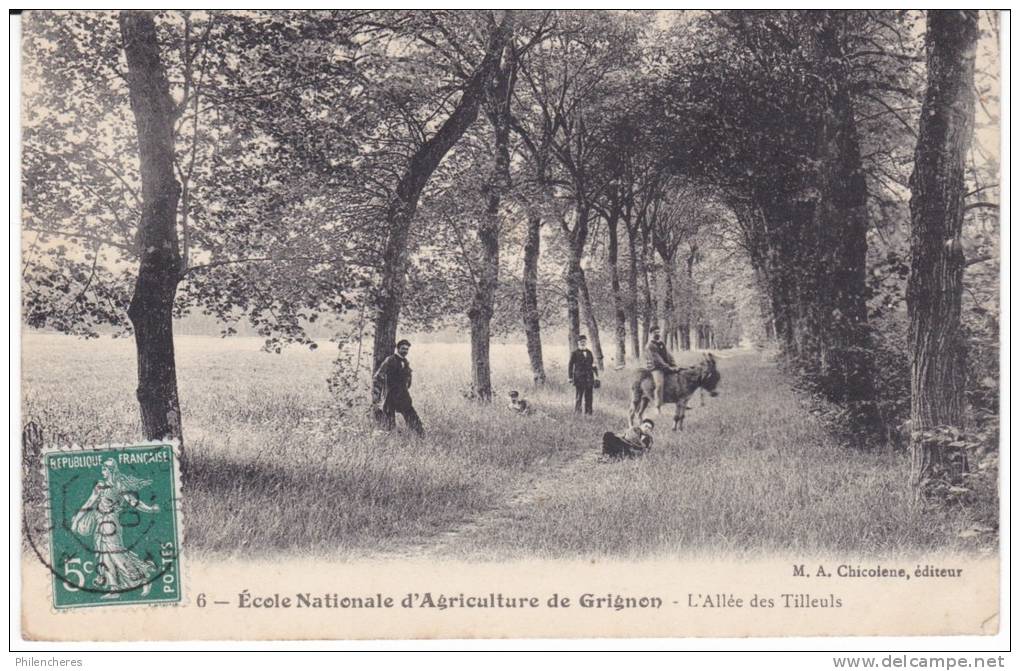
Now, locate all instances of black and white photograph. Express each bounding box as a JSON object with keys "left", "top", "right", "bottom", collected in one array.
[{"left": 13, "top": 8, "right": 1005, "bottom": 644}]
